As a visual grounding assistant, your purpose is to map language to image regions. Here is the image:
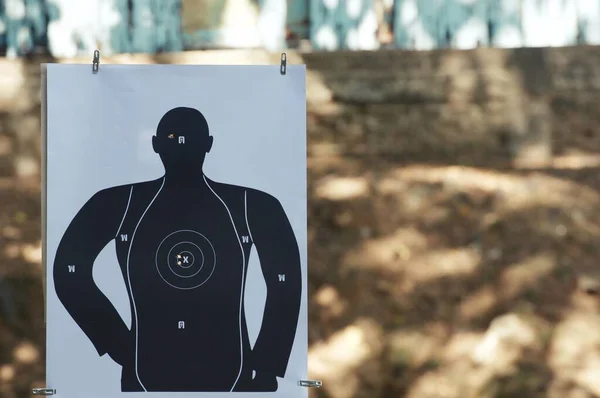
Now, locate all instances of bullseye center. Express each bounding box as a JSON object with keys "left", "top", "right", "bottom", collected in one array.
[{"left": 176, "top": 251, "right": 194, "bottom": 268}]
